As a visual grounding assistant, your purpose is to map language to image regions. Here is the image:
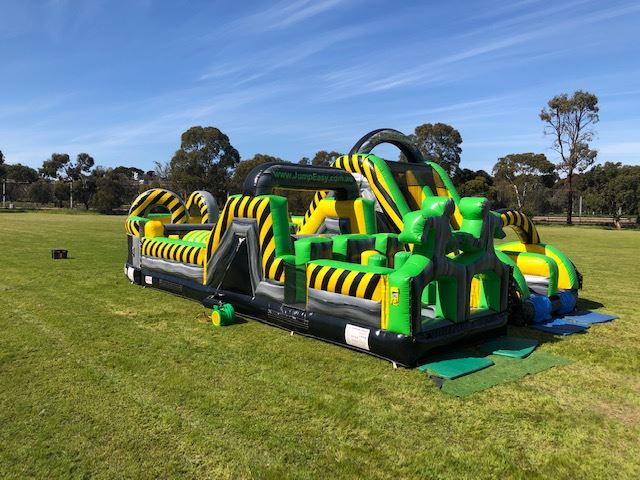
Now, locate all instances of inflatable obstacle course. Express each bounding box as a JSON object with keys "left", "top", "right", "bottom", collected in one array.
[{"left": 123, "top": 129, "right": 588, "bottom": 367}]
